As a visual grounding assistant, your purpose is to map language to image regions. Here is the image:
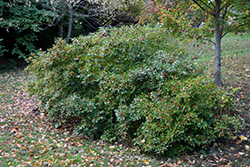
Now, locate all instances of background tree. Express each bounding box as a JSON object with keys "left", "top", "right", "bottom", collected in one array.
[
  {"left": 155, "top": 0, "right": 250, "bottom": 86},
  {"left": 0, "top": 0, "right": 145, "bottom": 60},
  {"left": 0, "top": 0, "right": 56, "bottom": 58},
  {"left": 137, "top": 0, "right": 160, "bottom": 25},
  {"left": 107, "top": 0, "right": 145, "bottom": 26},
  {"left": 0, "top": 0, "right": 116, "bottom": 59},
  {"left": 34, "top": 0, "right": 146, "bottom": 43},
  {"left": 32, "top": 0, "right": 112, "bottom": 43}
]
